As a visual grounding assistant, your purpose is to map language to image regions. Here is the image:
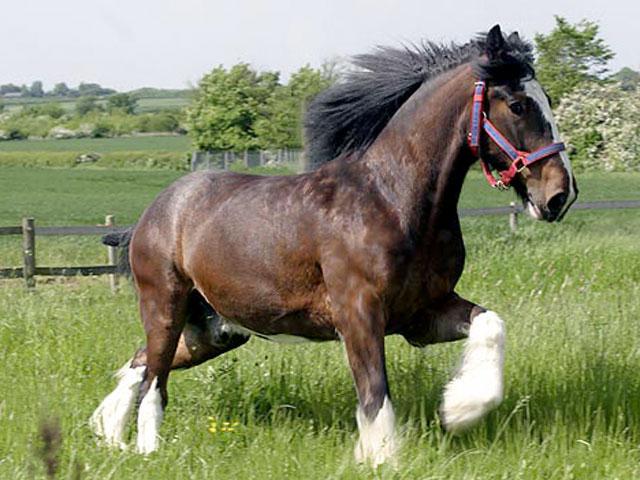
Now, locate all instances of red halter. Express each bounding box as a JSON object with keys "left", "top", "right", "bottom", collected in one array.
[{"left": 467, "top": 81, "right": 566, "bottom": 190}]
